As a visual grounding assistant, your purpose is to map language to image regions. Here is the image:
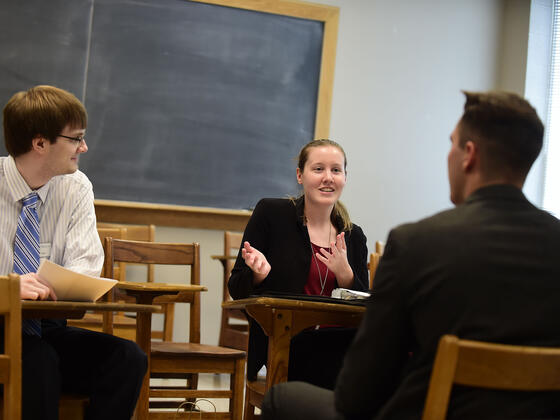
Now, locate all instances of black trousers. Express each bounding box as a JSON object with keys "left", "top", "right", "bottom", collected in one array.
[{"left": 22, "top": 320, "right": 147, "bottom": 420}]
